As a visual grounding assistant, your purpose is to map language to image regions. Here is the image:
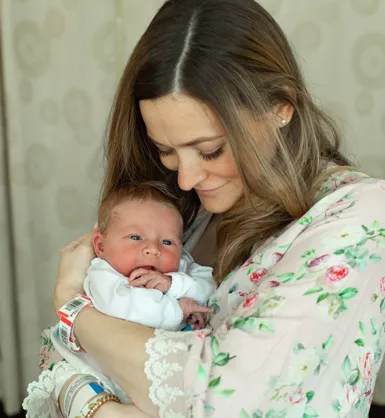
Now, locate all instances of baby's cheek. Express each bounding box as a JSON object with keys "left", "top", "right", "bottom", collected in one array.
[{"left": 161, "top": 251, "right": 181, "bottom": 273}]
